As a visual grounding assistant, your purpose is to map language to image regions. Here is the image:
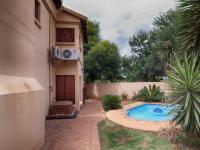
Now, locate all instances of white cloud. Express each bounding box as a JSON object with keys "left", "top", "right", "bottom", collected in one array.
[{"left": 63, "top": 0, "right": 177, "bottom": 56}]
